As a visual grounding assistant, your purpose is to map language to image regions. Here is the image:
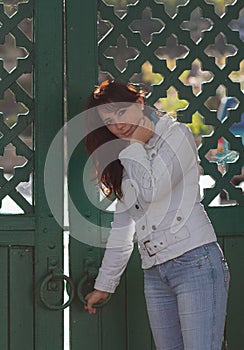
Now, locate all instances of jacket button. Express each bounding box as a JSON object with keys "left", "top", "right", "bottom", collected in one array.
[
  {"left": 154, "top": 245, "right": 157, "bottom": 248},
  {"left": 152, "top": 225, "right": 156, "bottom": 230},
  {"left": 160, "top": 242, "right": 163, "bottom": 245},
  {"left": 141, "top": 225, "right": 145, "bottom": 230},
  {"left": 177, "top": 216, "right": 182, "bottom": 221},
  {"left": 135, "top": 204, "right": 139, "bottom": 209}
]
